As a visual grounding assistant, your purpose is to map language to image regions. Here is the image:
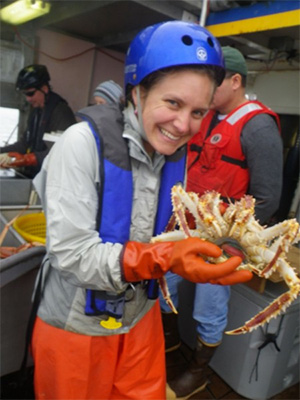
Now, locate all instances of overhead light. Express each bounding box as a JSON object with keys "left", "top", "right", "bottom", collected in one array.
[{"left": 0, "top": 0, "right": 51, "bottom": 25}]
